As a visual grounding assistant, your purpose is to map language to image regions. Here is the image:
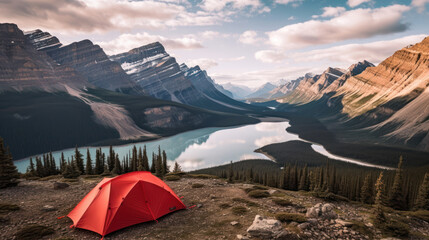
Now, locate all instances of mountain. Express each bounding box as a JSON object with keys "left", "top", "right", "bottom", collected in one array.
[
  {"left": 246, "top": 82, "right": 277, "bottom": 99},
  {"left": 110, "top": 42, "right": 257, "bottom": 112},
  {"left": 279, "top": 37, "right": 429, "bottom": 150},
  {"left": 0, "top": 24, "right": 88, "bottom": 92},
  {"left": 279, "top": 67, "right": 347, "bottom": 104},
  {"left": 25, "top": 30, "right": 142, "bottom": 95},
  {"left": 0, "top": 23, "right": 258, "bottom": 159},
  {"left": 334, "top": 37, "right": 429, "bottom": 150},
  {"left": 267, "top": 74, "right": 310, "bottom": 99},
  {"left": 222, "top": 83, "right": 254, "bottom": 99}
]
